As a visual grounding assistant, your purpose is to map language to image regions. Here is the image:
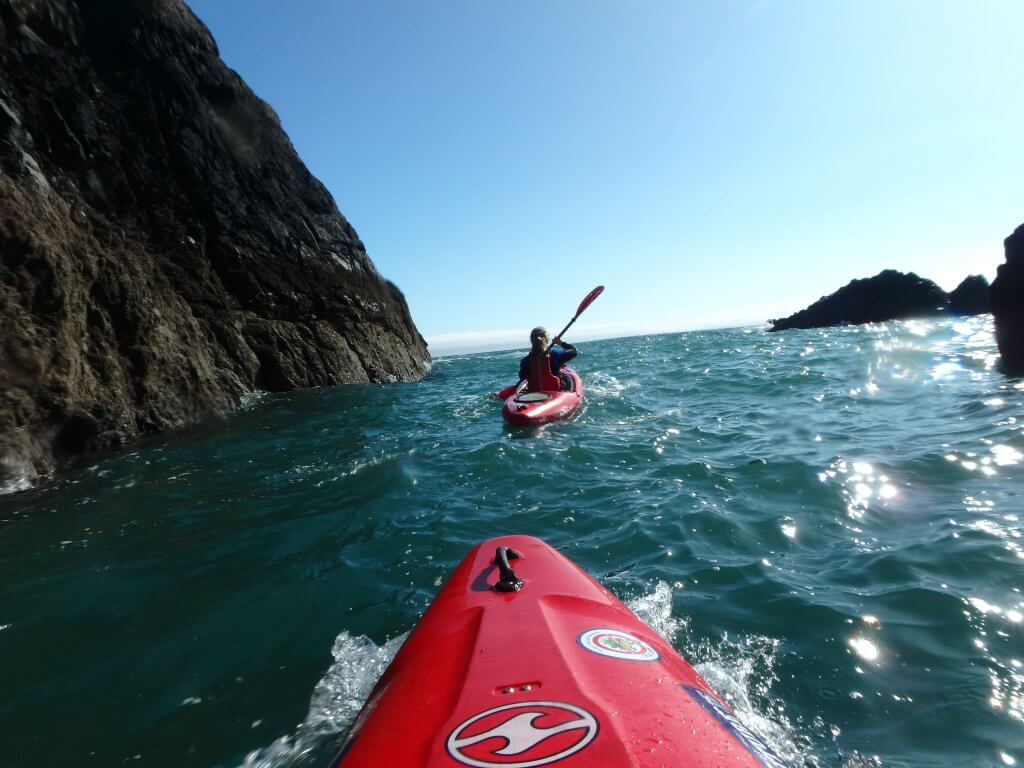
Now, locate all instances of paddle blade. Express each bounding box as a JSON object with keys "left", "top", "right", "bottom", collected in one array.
[{"left": 575, "top": 285, "right": 605, "bottom": 318}]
